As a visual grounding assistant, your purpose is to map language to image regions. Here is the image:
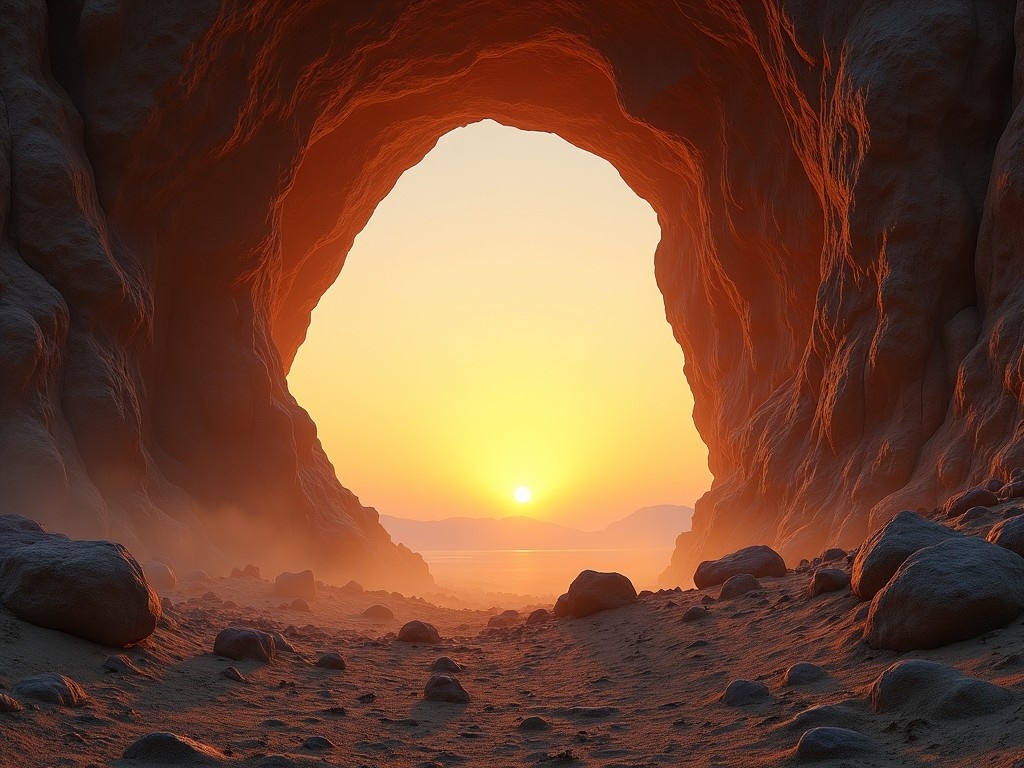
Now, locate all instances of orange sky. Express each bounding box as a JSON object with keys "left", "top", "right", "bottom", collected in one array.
[{"left": 287, "top": 120, "right": 711, "bottom": 530}]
